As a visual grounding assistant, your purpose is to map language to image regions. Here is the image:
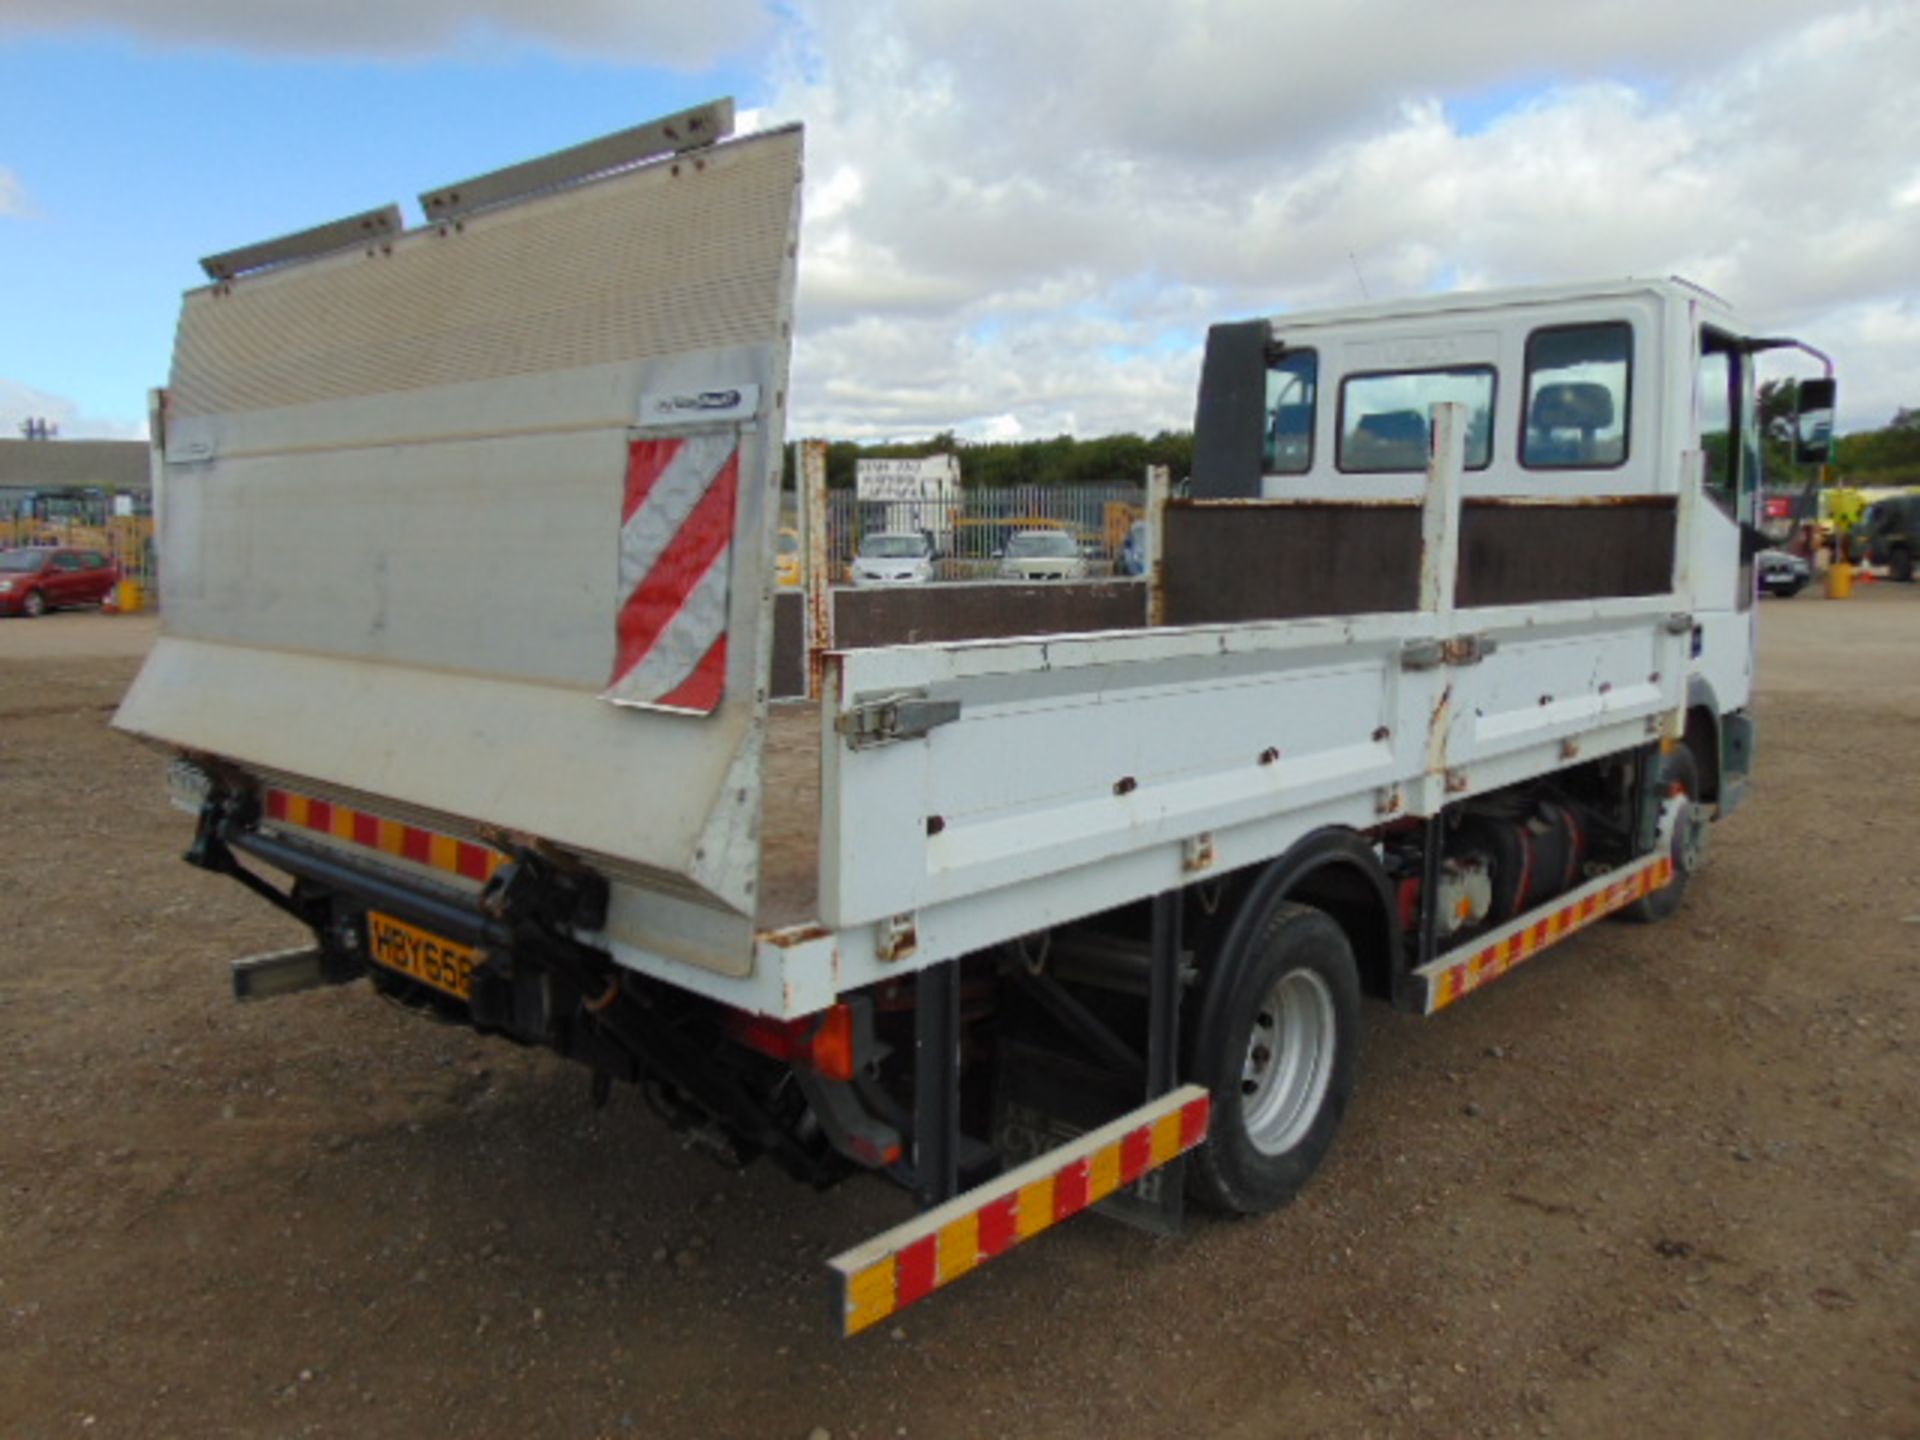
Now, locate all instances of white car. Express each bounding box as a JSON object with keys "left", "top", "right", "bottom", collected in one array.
[
  {"left": 851, "top": 532, "right": 935, "bottom": 586},
  {"left": 997, "top": 529, "right": 1088, "bottom": 581}
]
